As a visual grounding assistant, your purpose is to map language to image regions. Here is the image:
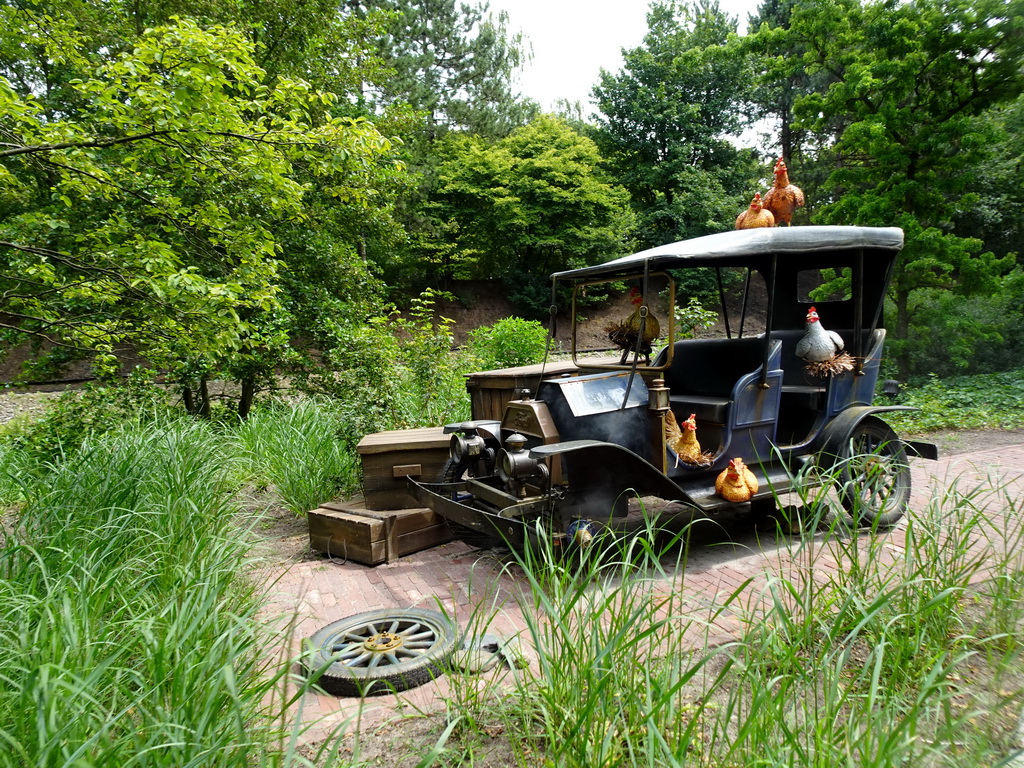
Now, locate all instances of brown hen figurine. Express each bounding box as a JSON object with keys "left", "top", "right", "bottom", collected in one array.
[
  {"left": 665, "top": 411, "right": 704, "bottom": 466},
  {"left": 735, "top": 193, "right": 775, "bottom": 230},
  {"left": 715, "top": 458, "right": 759, "bottom": 502},
  {"left": 762, "top": 158, "right": 804, "bottom": 226}
]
